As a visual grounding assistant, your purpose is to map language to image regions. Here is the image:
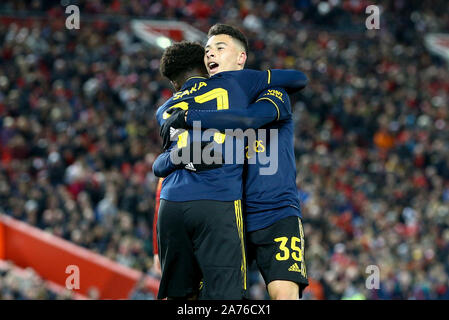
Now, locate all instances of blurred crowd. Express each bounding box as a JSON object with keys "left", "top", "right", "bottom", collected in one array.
[
  {"left": 0, "top": 260, "right": 154, "bottom": 300},
  {"left": 1, "top": 0, "right": 449, "bottom": 300},
  {"left": 0, "top": 260, "right": 73, "bottom": 299}
]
